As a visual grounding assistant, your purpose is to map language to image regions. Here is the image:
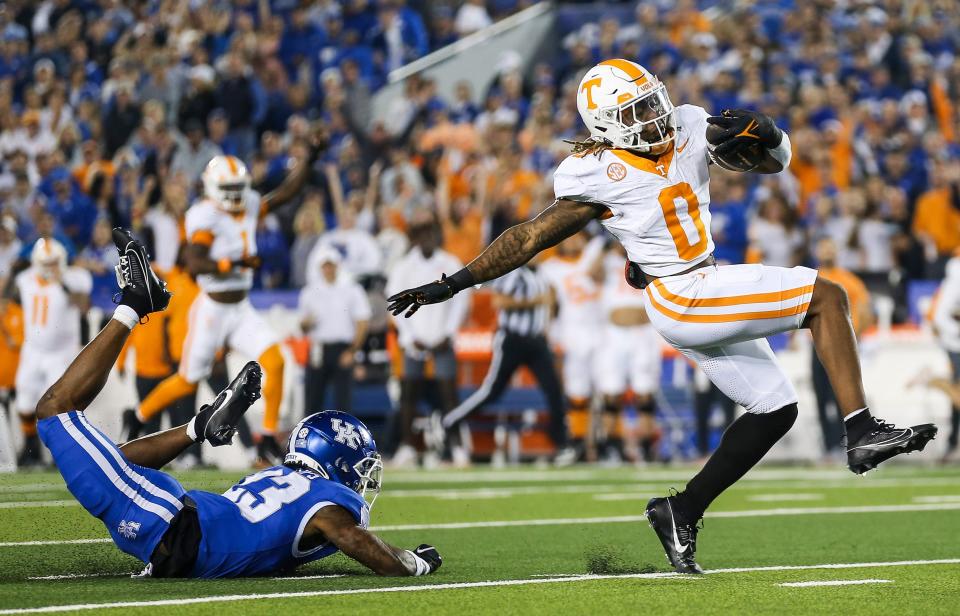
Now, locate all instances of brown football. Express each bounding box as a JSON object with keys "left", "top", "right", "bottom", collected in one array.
[{"left": 705, "top": 123, "right": 765, "bottom": 172}]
